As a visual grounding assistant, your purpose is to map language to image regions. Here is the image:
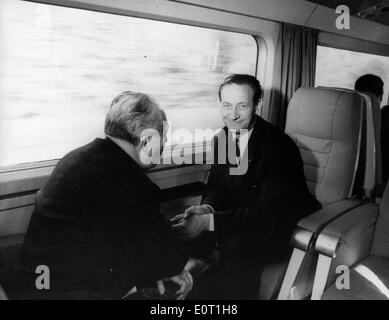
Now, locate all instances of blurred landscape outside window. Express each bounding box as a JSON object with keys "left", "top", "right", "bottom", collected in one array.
[
  {"left": 315, "top": 45, "right": 389, "bottom": 105},
  {"left": 0, "top": 0, "right": 257, "bottom": 167}
]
